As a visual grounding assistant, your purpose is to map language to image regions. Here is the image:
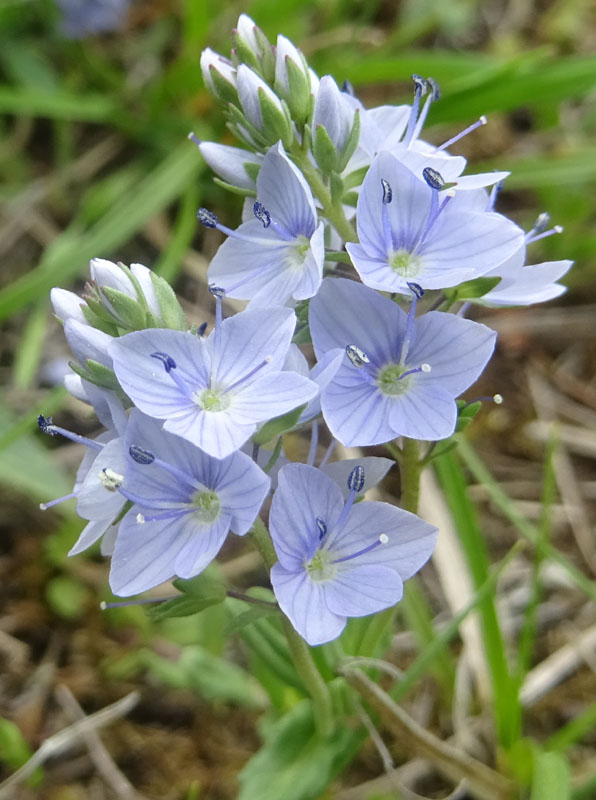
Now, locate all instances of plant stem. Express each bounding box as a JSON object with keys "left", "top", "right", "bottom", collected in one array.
[
  {"left": 250, "top": 517, "right": 335, "bottom": 737},
  {"left": 400, "top": 437, "right": 421, "bottom": 513},
  {"left": 291, "top": 152, "right": 357, "bottom": 243}
]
